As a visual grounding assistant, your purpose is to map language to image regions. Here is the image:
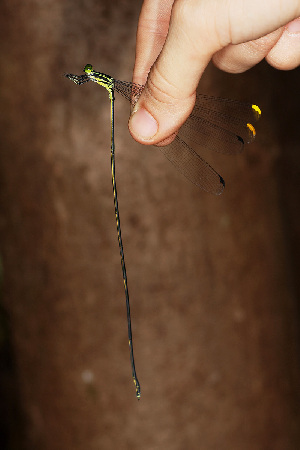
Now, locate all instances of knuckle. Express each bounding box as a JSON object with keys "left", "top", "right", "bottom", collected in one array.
[{"left": 146, "top": 65, "right": 184, "bottom": 106}]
